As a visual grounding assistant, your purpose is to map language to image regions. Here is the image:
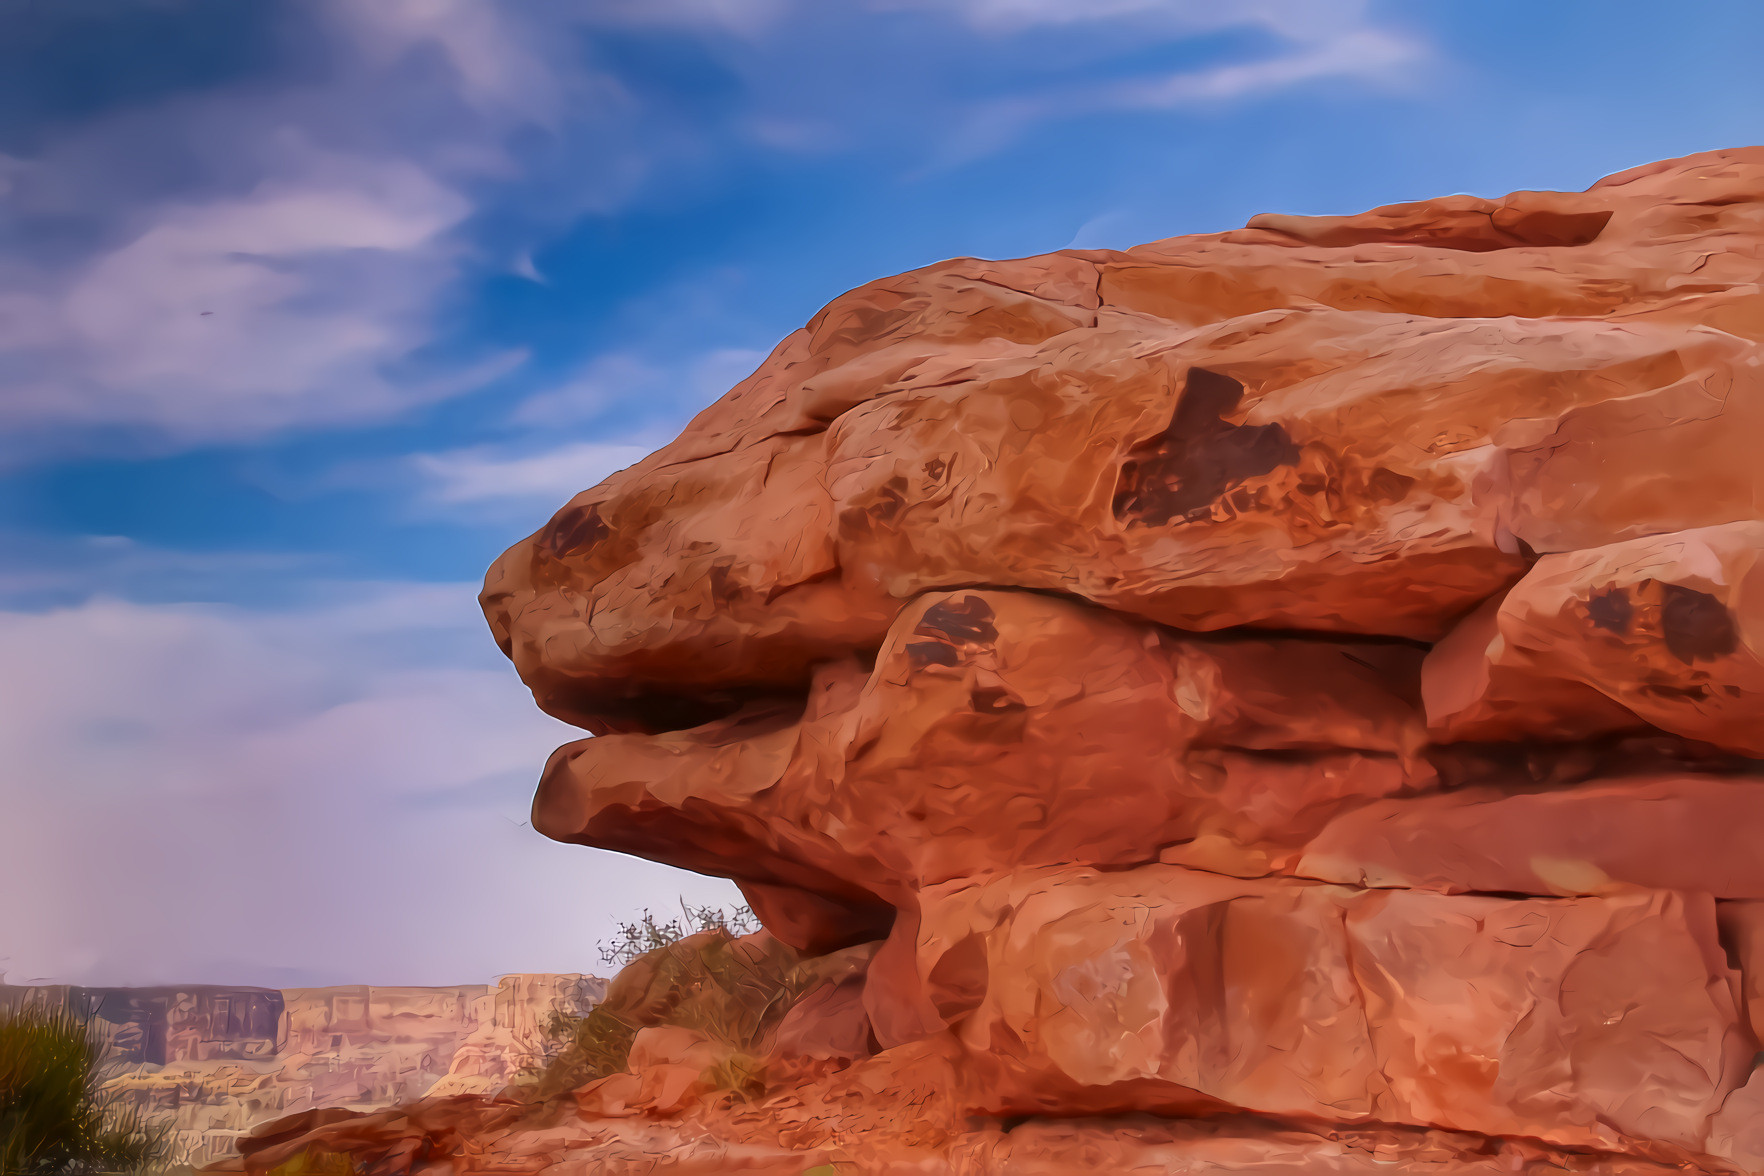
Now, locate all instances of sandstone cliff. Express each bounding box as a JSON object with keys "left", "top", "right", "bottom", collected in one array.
[{"left": 234, "top": 147, "right": 1764, "bottom": 1173}]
